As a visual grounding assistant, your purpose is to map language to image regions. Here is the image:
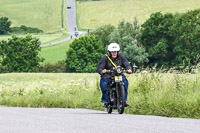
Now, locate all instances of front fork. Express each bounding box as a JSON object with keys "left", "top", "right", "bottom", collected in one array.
[
  {"left": 109, "top": 81, "right": 124, "bottom": 105},
  {"left": 116, "top": 81, "right": 124, "bottom": 101}
]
